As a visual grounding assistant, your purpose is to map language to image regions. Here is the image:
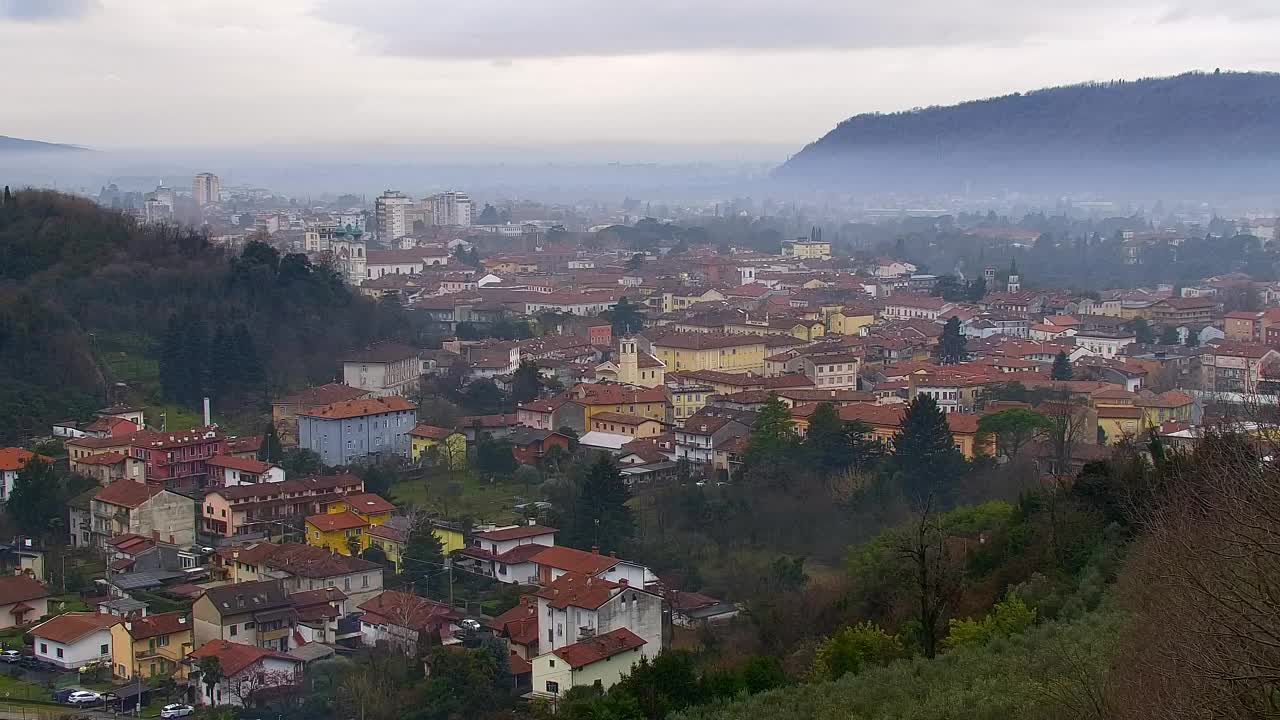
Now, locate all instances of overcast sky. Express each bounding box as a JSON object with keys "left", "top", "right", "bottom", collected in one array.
[{"left": 4, "top": 0, "right": 1280, "bottom": 158}]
